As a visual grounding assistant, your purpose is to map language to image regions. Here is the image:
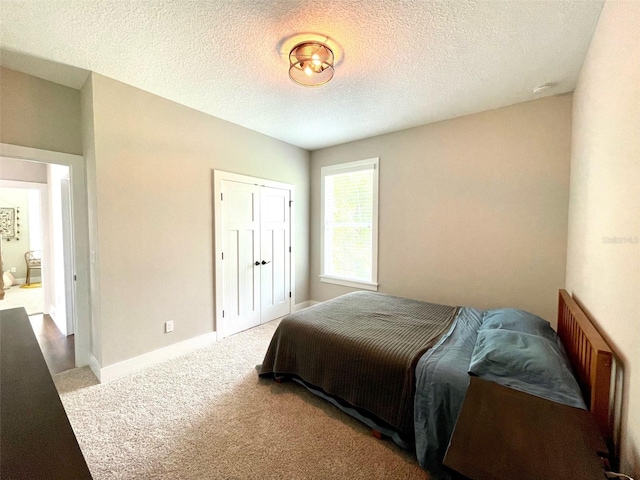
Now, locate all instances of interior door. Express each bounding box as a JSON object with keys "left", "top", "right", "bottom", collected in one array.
[
  {"left": 259, "top": 186, "right": 291, "bottom": 323},
  {"left": 220, "top": 180, "right": 261, "bottom": 336},
  {"left": 61, "top": 175, "right": 76, "bottom": 336}
]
